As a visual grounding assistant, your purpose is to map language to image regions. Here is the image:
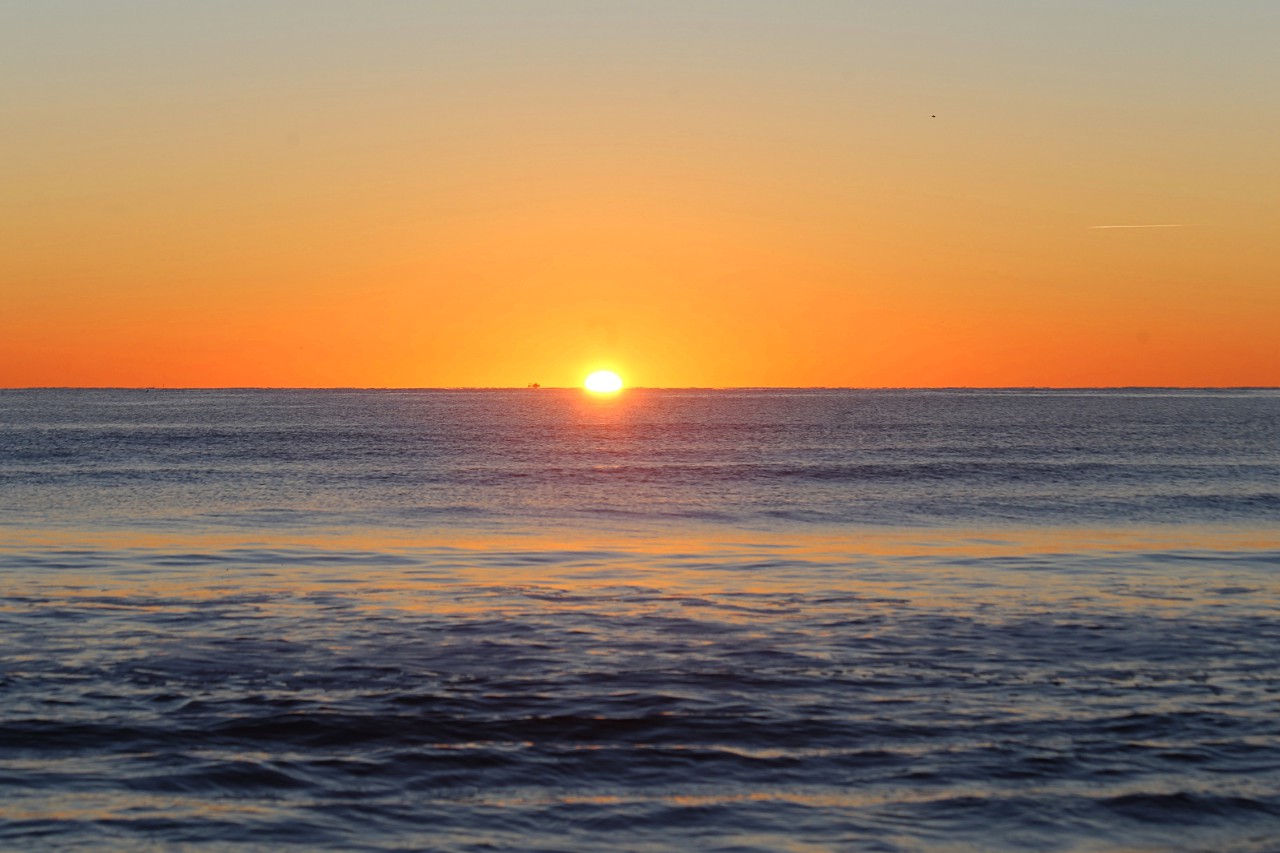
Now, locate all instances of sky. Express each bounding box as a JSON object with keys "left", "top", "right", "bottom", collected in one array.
[{"left": 3, "top": 1, "right": 1277, "bottom": 387}]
